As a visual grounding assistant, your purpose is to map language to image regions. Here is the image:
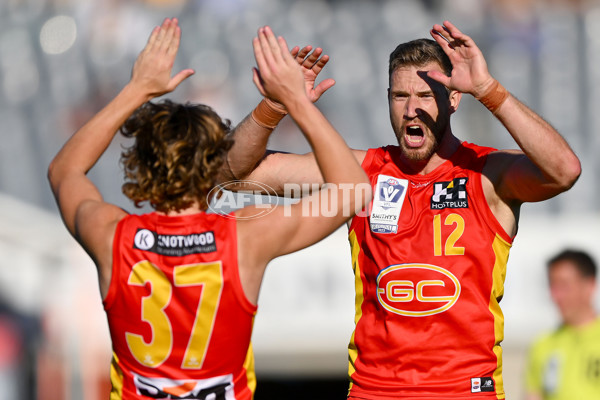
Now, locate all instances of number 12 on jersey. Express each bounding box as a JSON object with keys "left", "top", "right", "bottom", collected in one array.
[{"left": 433, "top": 214, "right": 465, "bottom": 256}]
